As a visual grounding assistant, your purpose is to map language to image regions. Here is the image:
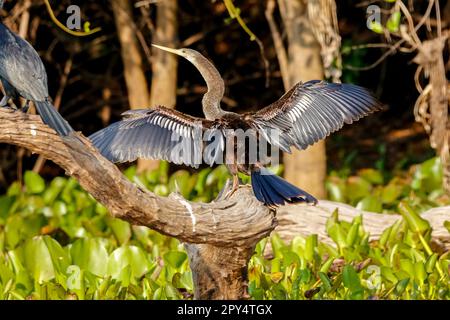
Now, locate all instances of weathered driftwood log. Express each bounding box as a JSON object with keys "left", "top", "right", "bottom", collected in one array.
[
  {"left": 0, "top": 108, "right": 448, "bottom": 300},
  {"left": 276, "top": 201, "right": 450, "bottom": 251},
  {"left": 0, "top": 108, "right": 276, "bottom": 299}
]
